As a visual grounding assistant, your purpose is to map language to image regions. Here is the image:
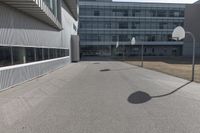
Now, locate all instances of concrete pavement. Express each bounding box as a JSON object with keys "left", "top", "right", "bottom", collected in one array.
[{"left": 0, "top": 61, "right": 200, "bottom": 133}]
